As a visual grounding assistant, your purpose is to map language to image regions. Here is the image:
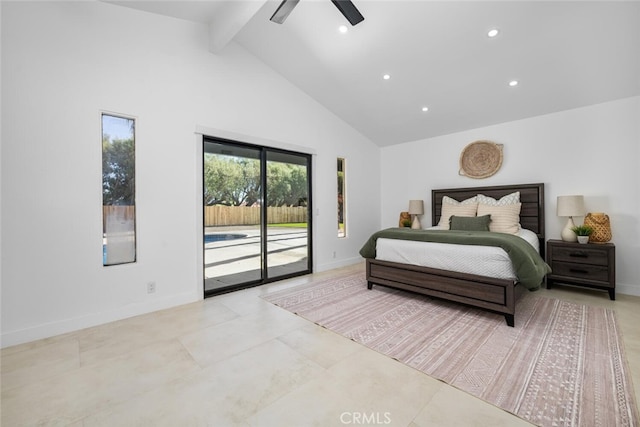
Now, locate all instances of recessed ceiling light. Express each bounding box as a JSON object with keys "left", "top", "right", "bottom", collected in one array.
[
  {"left": 421, "top": 107, "right": 429, "bottom": 112},
  {"left": 383, "top": 74, "right": 391, "bottom": 80},
  {"left": 338, "top": 25, "right": 348, "bottom": 34},
  {"left": 509, "top": 80, "right": 519, "bottom": 87},
  {"left": 487, "top": 28, "right": 499, "bottom": 38}
]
